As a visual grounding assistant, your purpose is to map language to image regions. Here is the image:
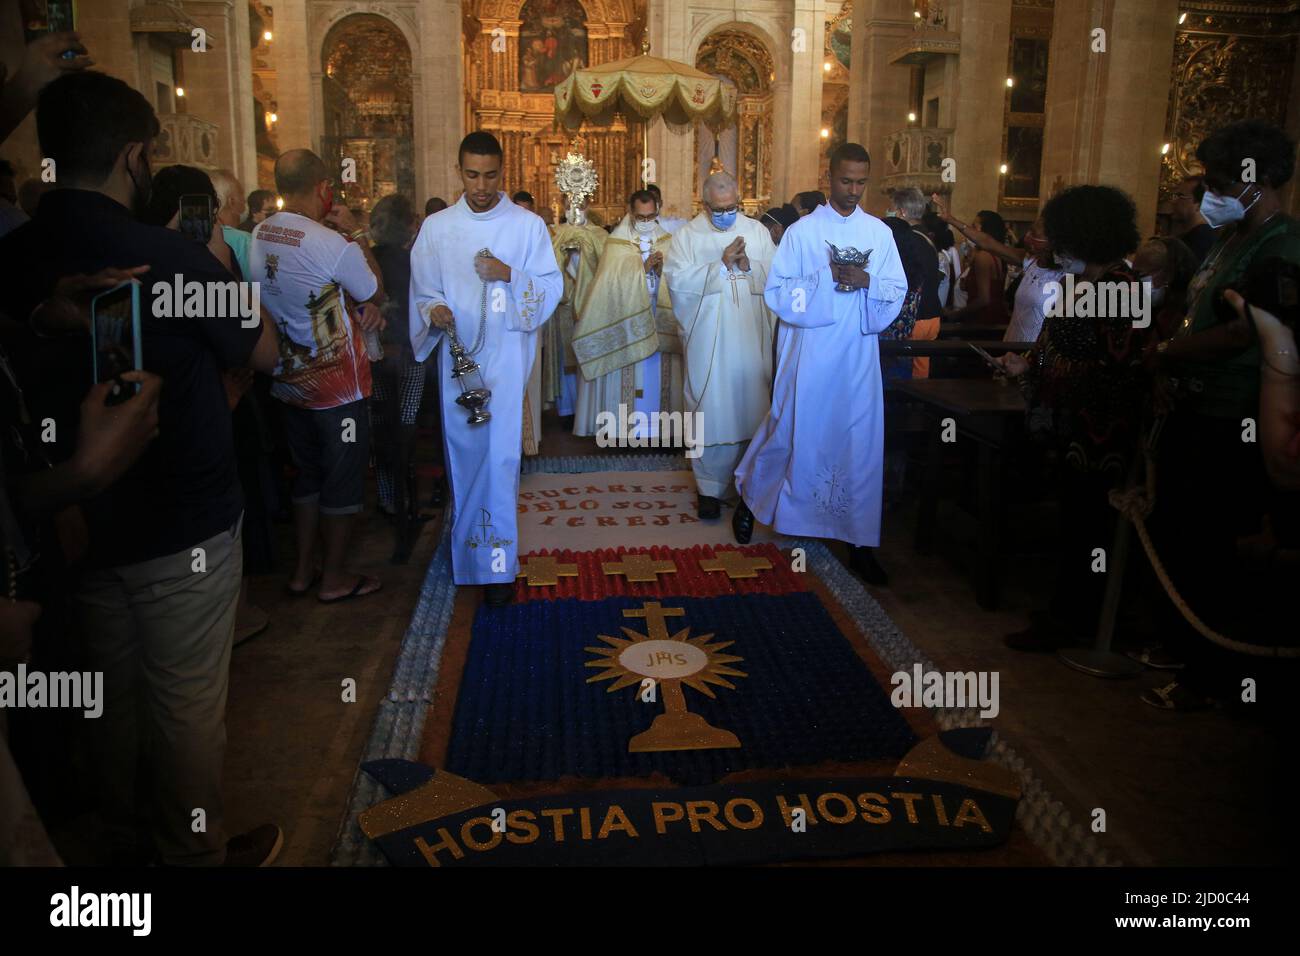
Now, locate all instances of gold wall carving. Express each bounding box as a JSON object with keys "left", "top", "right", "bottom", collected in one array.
[
  {"left": 464, "top": 0, "right": 644, "bottom": 224},
  {"left": 694, "top": 29, "right": 774, "bottom": 211},
  {"left": 1161, "top": 10, "right": 1298, "bottom": 198}
]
